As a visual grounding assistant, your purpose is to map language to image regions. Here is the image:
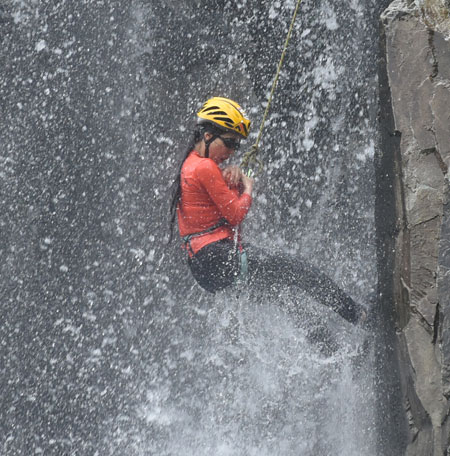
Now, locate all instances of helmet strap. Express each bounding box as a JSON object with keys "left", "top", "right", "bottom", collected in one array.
[{"left": 204, "top": 134, "right": 218, "bottom": 159}]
